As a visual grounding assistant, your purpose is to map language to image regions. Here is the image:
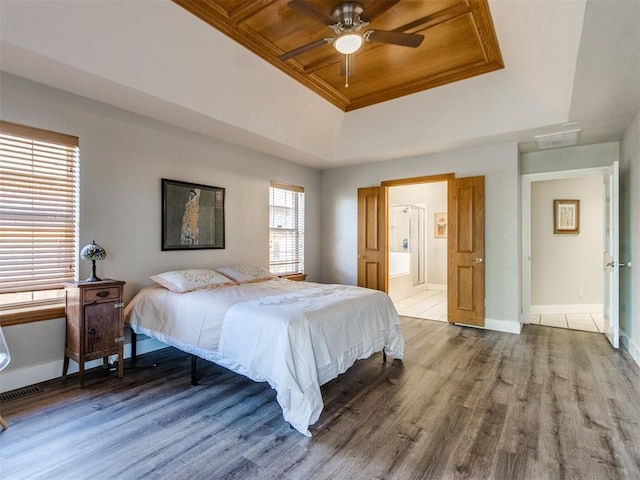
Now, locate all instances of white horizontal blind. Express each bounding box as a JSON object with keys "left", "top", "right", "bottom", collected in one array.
[
  {"left": 0, "top": 121, "right": 79, "bottom": 299},
  {"left": 269, "top": 181, "right": 304, "bottom": 275}
]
